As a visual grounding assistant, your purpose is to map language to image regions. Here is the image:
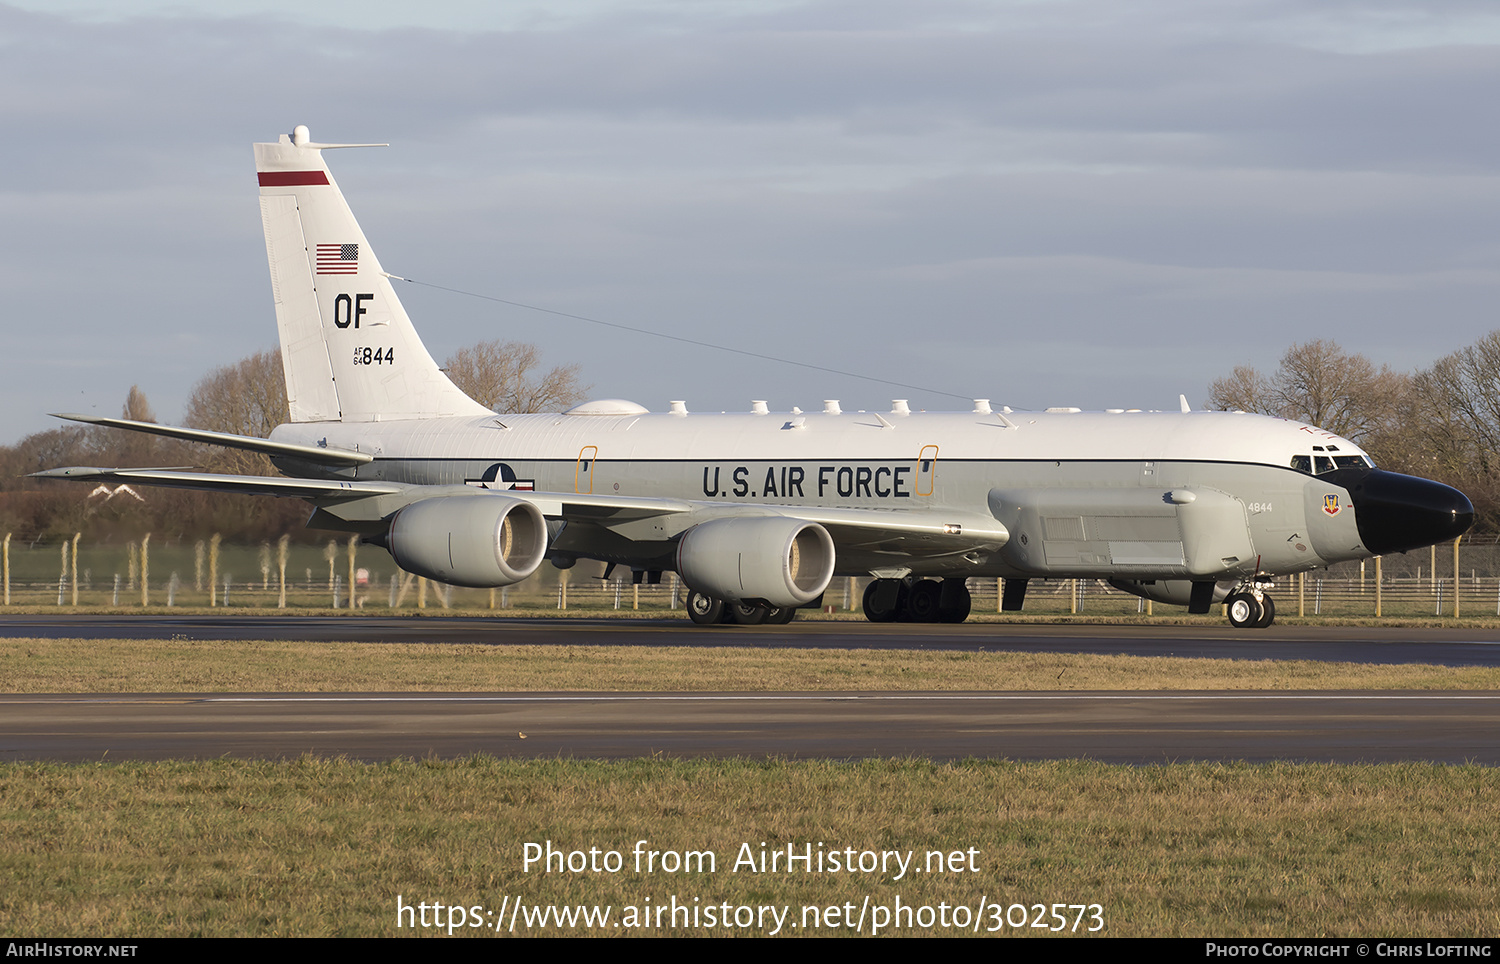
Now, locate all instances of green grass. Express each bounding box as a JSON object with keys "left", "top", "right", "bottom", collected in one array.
[
  {"left": 2, "top": 757, "right": 1497, "bottom": 937},
  {"left": 4, "top": 635, "right": 1497, "bottom": 938}
]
